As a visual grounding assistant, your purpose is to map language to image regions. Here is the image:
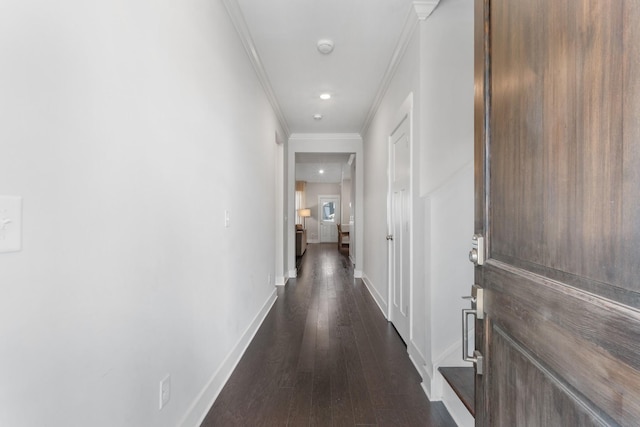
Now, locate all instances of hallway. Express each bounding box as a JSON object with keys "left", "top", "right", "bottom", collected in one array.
[{"left": 202, "top": 244, "right": 455, "bottom": 426}]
